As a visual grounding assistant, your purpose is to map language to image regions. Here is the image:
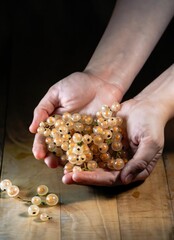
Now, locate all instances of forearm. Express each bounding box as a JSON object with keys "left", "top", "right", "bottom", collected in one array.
[
  {"left": 135, "top": 64, "right": 174, "bottom": 123},
  {"left": 85, "top": 0, "right": 174, "bottom": 95}
]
